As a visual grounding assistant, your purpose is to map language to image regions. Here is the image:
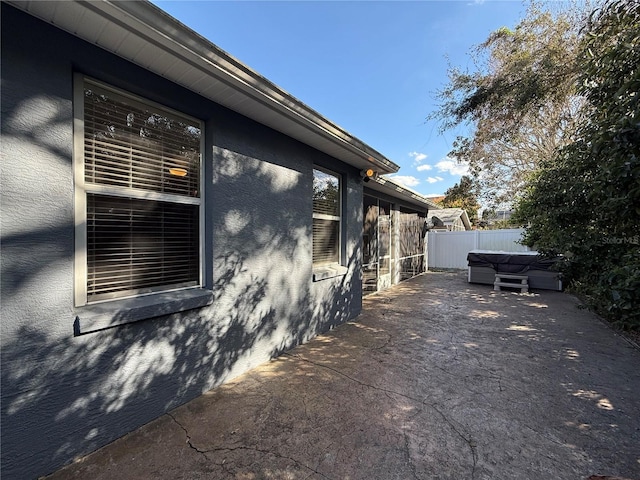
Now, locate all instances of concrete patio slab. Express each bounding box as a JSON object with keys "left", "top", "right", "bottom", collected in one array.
[{"left": 45, "top": 271, "right": 640, "bottom": 480}]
